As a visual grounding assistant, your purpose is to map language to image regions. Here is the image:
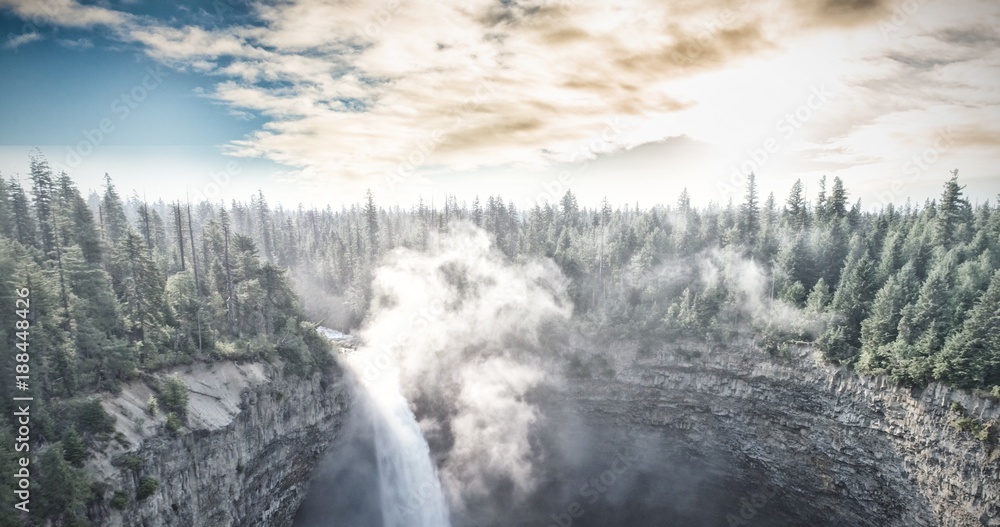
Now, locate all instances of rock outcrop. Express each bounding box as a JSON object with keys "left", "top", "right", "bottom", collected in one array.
[
  {"left": 558, "top": 340, "right": 999, "bottom": 526},
  {"left": 85, "top": 360, "right": 350, "bottom": 527}
]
